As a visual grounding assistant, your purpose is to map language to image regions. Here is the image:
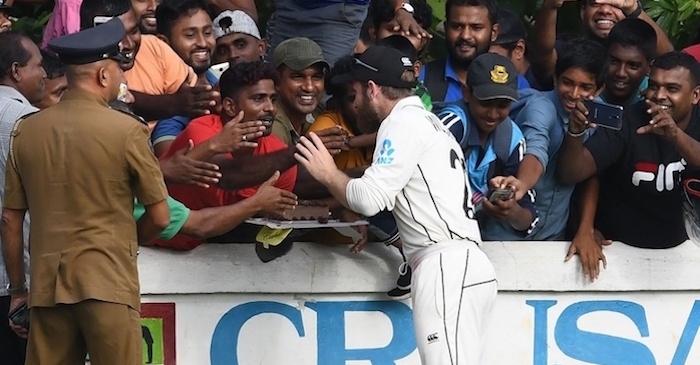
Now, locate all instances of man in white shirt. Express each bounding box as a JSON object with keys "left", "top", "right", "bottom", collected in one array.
[{"left": 295, "top": 45, "right": 497, "bottom": 364}]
